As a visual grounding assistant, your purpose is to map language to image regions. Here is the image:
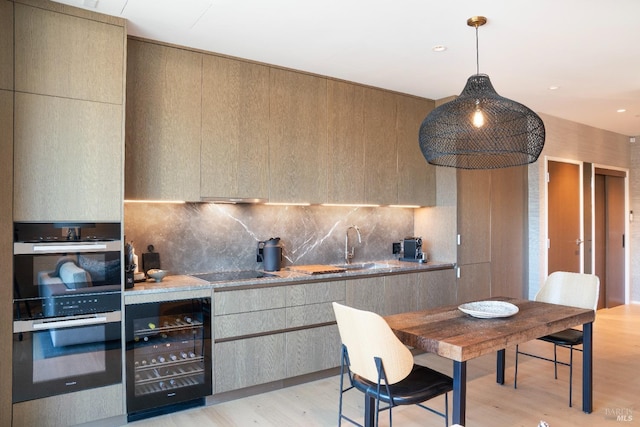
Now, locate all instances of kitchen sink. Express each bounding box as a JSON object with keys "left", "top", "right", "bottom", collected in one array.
[{"left": 333, "top": 262, "right": 393, "bottom": 271}]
